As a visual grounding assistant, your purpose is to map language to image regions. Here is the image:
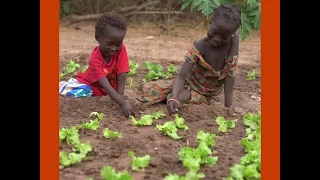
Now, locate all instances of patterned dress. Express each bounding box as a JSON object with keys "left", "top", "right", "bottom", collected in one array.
[{"left": 137, "top": 44, "right": 239, "bottom": 106}]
